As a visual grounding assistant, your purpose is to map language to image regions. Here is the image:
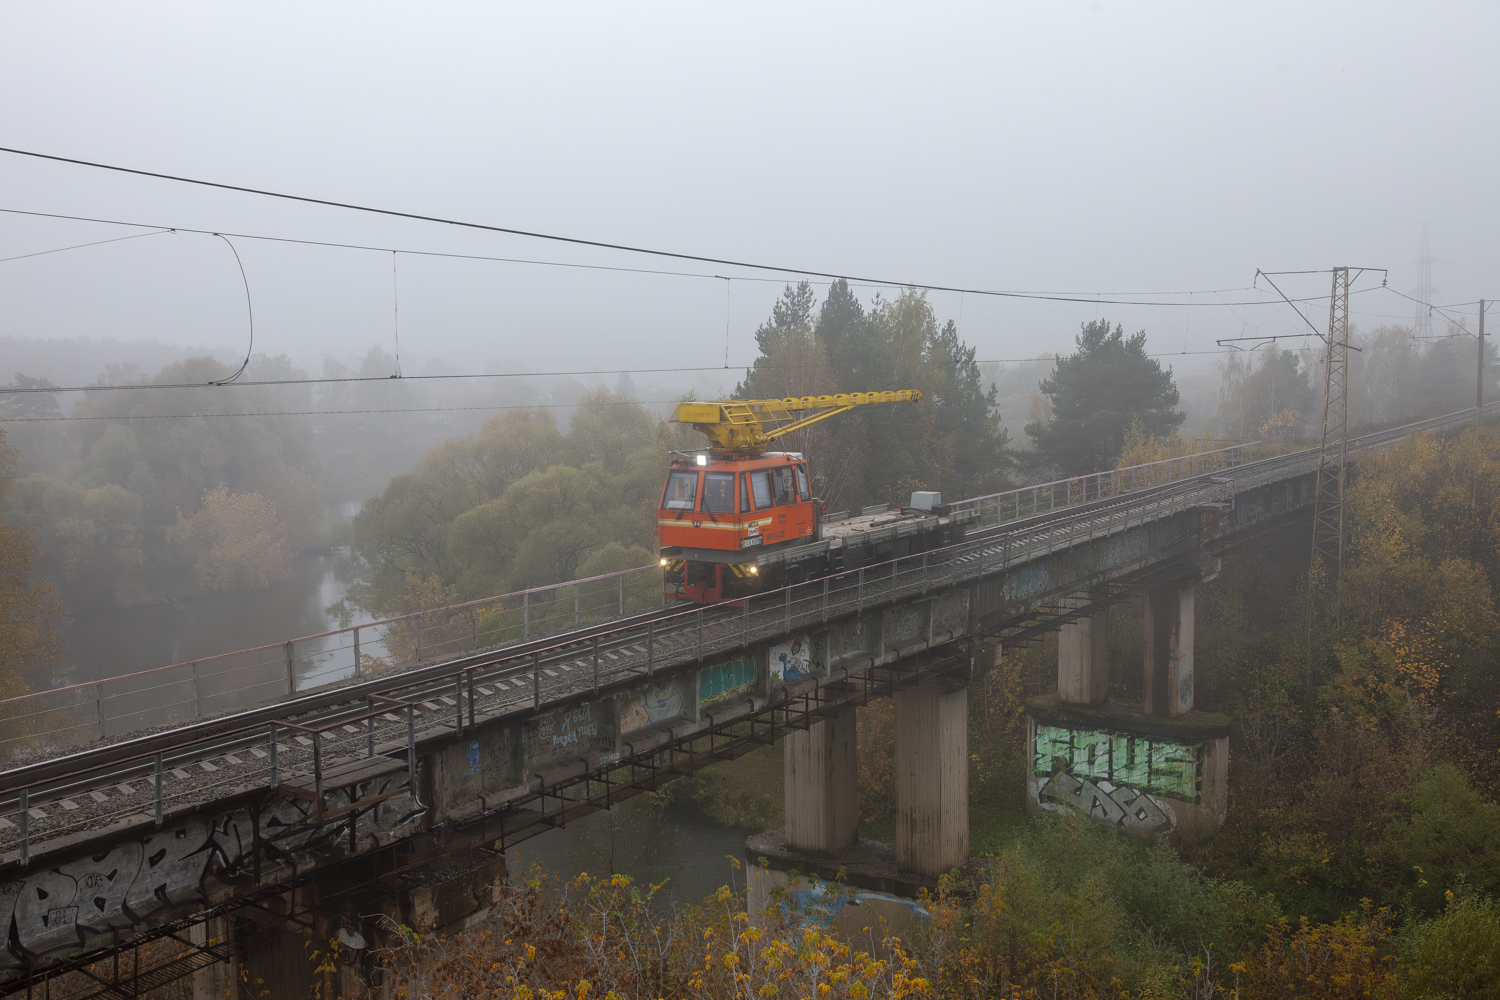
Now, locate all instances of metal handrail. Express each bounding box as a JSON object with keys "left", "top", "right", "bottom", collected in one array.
[
  {"left": 4, "top": 404, "right": 1490, "bottom": 761},
  {"left": 0, "top": 562, "right": 660, "bottom": 708},
  {"left": 0, "top": 401, "right": 1491, "bottom": 863}
]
